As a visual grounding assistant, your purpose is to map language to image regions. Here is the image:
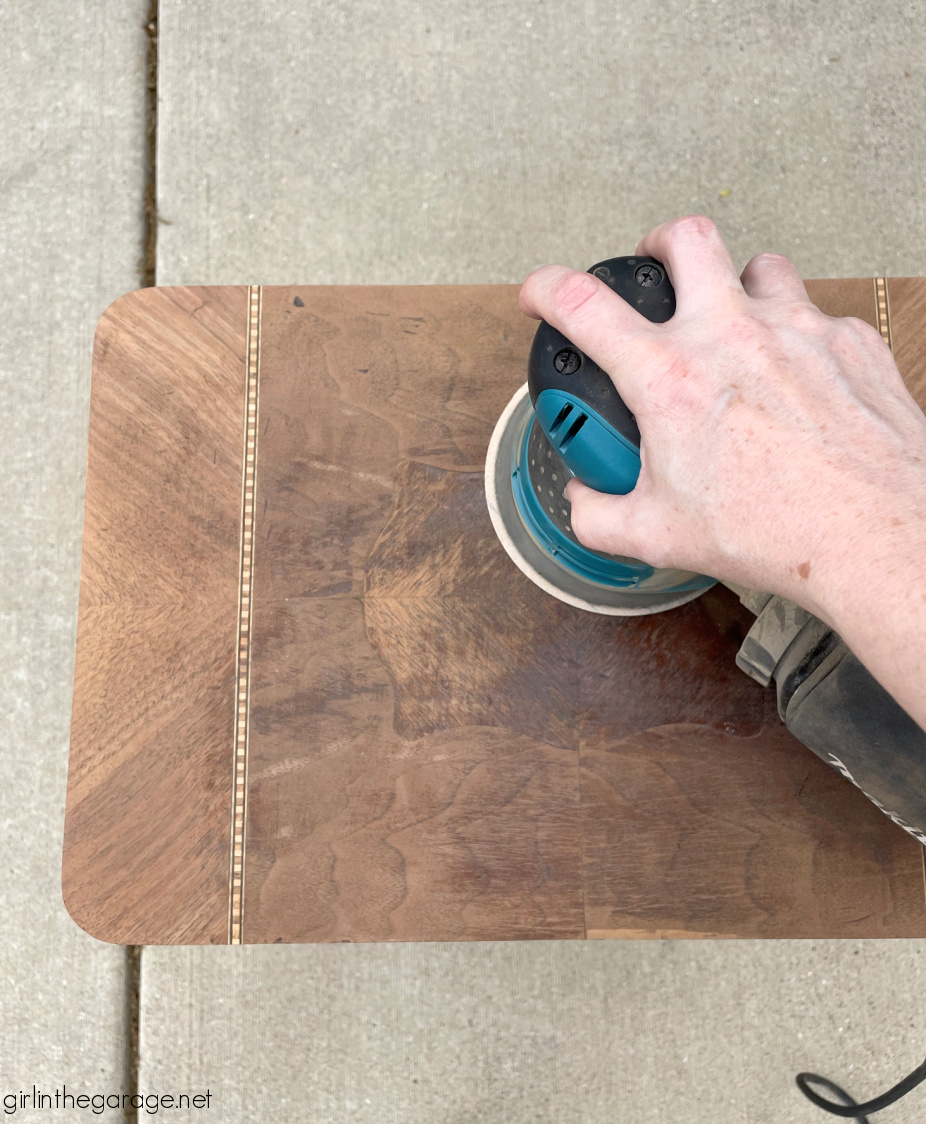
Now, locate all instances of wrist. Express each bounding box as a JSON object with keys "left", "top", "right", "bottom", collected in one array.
[{"left": 799, "top": 490, "right": 926, "bottom": 626}]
